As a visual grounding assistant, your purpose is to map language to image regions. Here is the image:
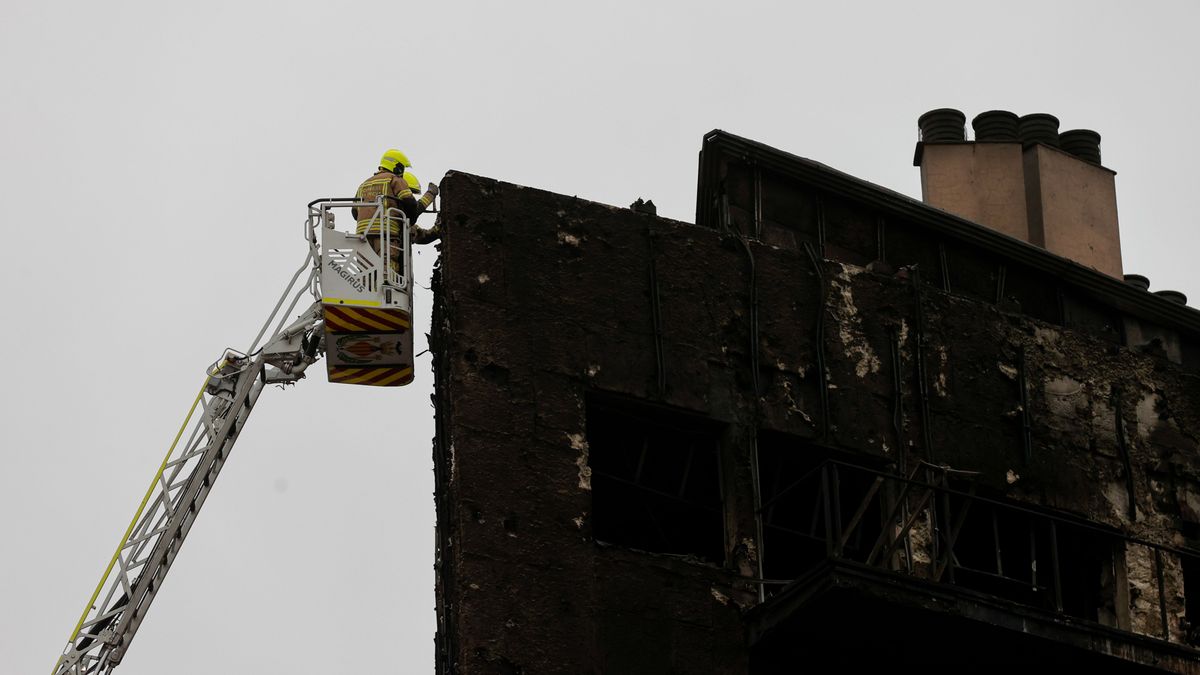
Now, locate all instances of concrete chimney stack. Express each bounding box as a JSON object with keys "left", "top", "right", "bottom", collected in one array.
[{"left": 914, "top": 108, "right": 1123, "bottom": 278}]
